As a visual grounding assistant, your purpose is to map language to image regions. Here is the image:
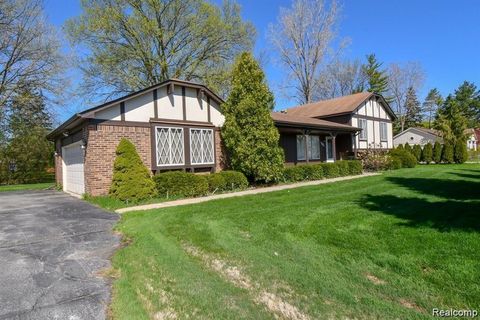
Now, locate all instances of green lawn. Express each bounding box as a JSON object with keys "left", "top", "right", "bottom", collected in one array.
[
  {"left": 111, "top": 164, "right": 480, "bottom": 319},
  {"left": 0, "top": 182, "right": 55, "bottom": 192}
]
